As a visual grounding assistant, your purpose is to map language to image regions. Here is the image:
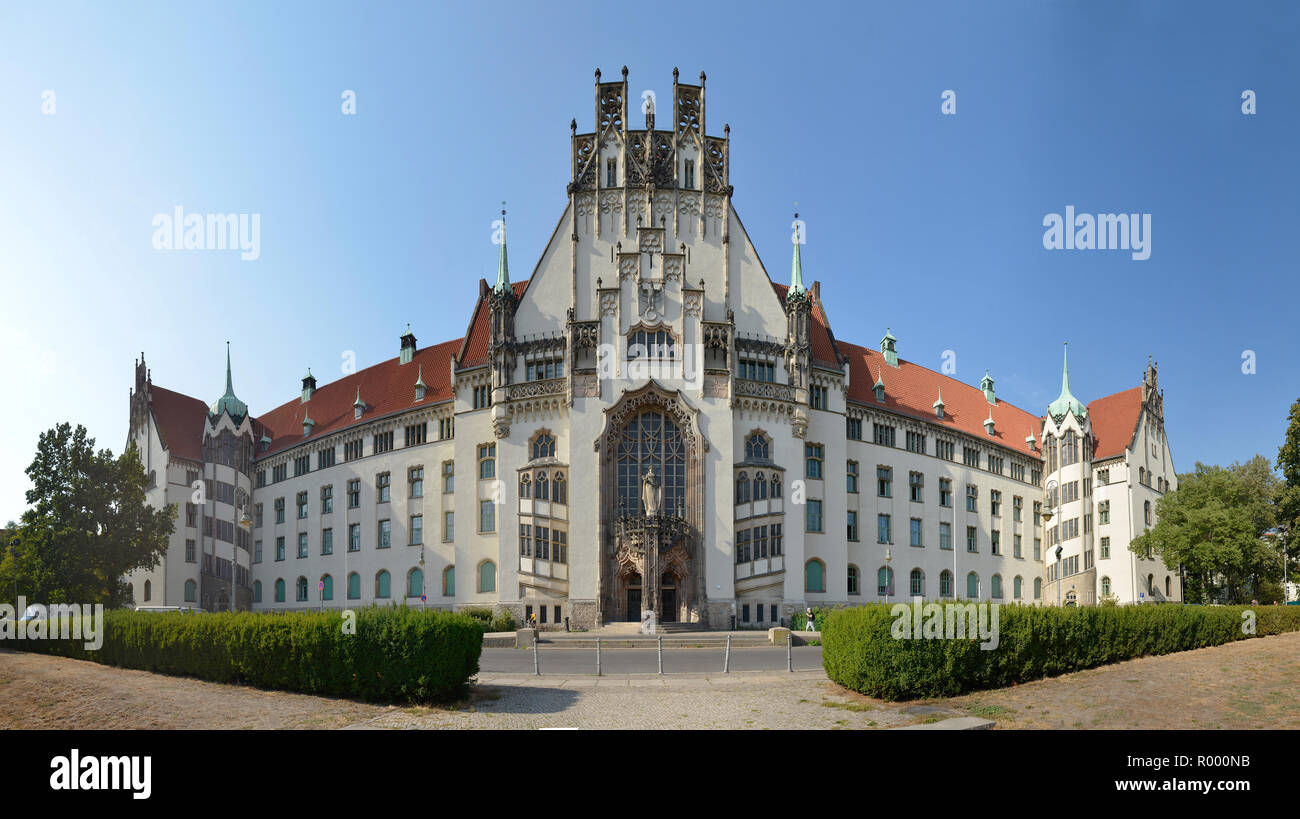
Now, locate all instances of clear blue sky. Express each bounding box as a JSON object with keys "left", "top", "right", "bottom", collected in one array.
[{"left": 1, "top": 1, "right": 1297, "bottom": 522}]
